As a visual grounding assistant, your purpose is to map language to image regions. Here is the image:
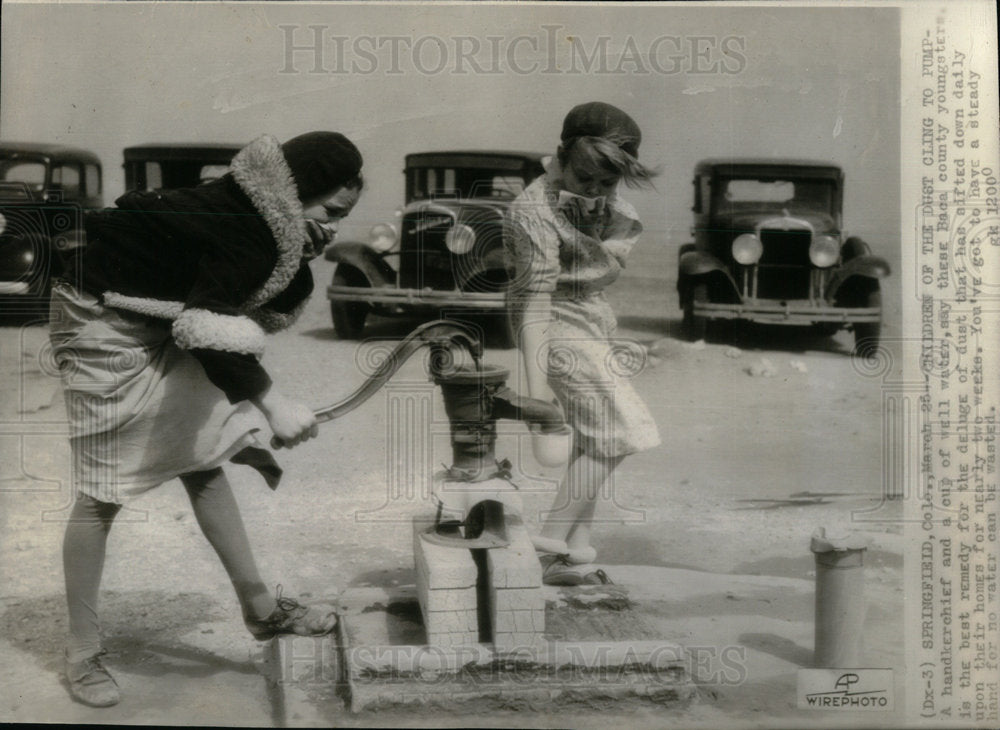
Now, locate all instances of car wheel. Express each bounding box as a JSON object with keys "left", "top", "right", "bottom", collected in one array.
[
  {"left": 330, "top": 269, "right": 369, "bottom": 340},
  {"left": 853, "top": 286, "right": 882, "bottom": 359},
  {"left": 682, "top": 283, "right": 709, "bottom": 342}
]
